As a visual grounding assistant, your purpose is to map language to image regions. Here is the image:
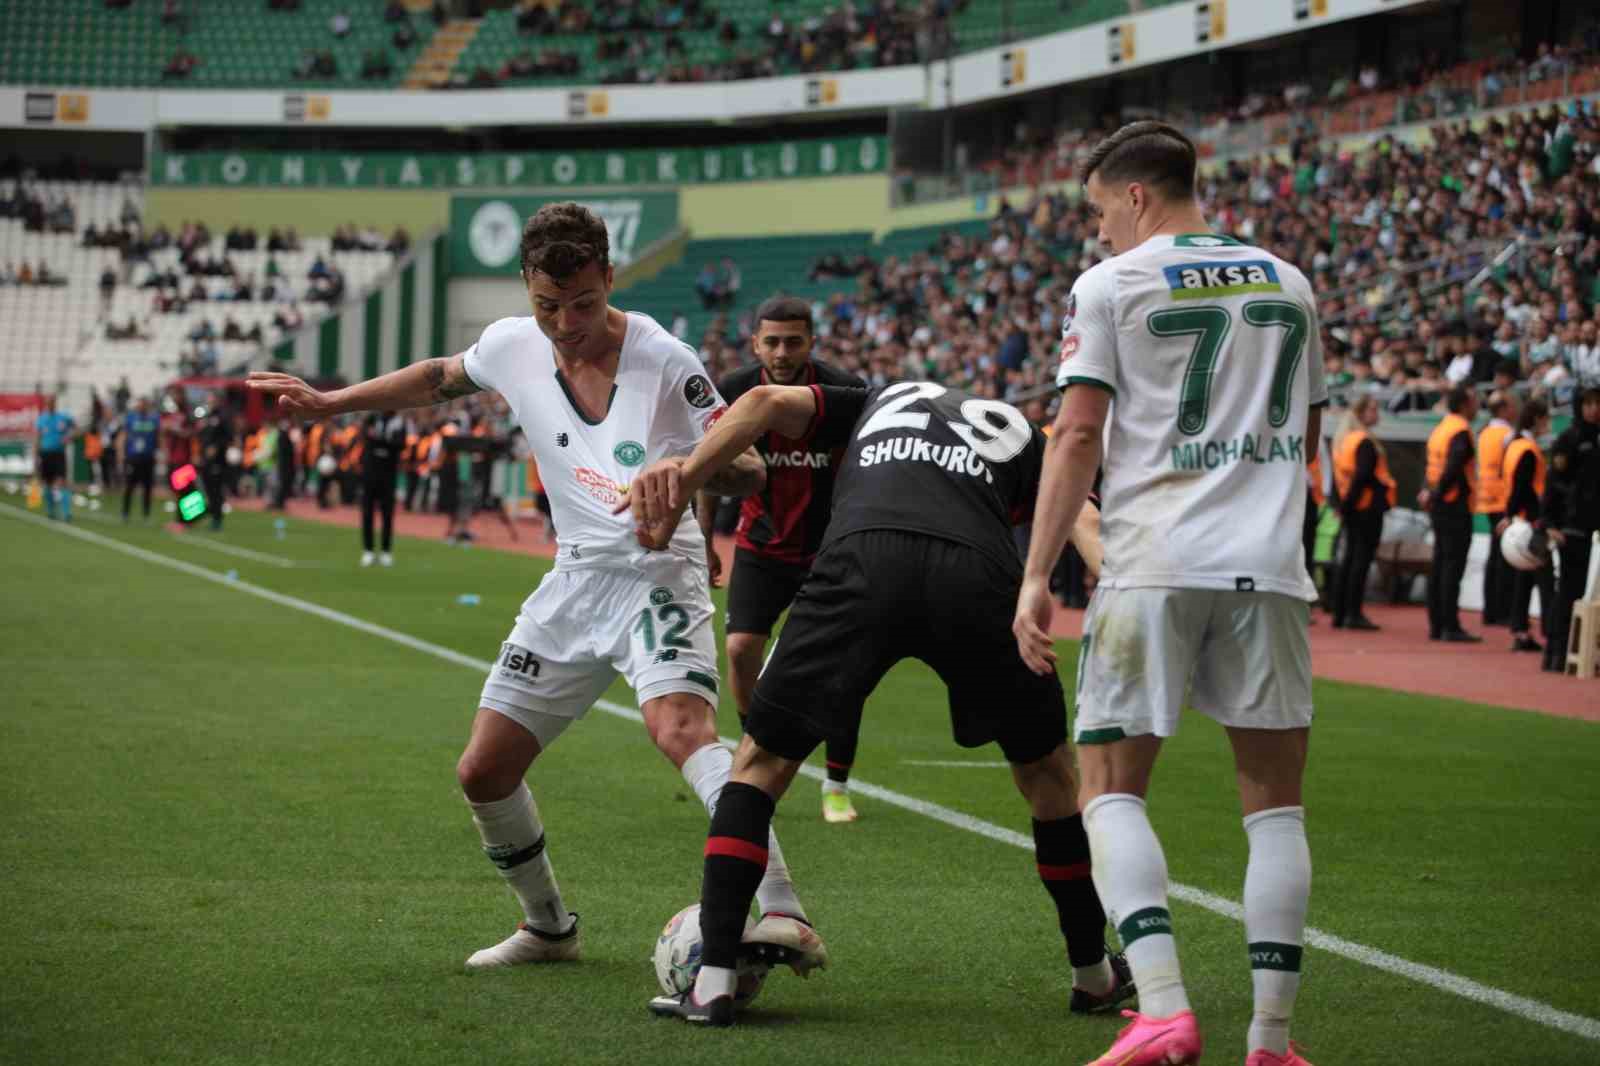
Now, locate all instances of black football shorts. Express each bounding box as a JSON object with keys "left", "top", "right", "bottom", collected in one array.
[
  {"left": 725, "top": 548, "right": 811, "bottom": 636},
  {"left": 746, "top": 529, "right": 1067, "bottom": 765}
]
